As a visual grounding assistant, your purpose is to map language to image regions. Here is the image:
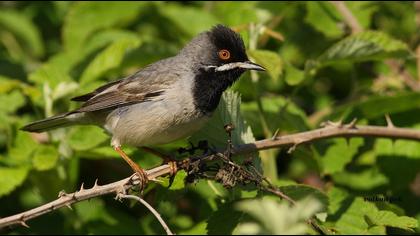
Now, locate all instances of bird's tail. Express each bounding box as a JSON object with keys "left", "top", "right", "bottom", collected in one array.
[{"left": 21, "top": 113, "right": 77, "bottom": 133}]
